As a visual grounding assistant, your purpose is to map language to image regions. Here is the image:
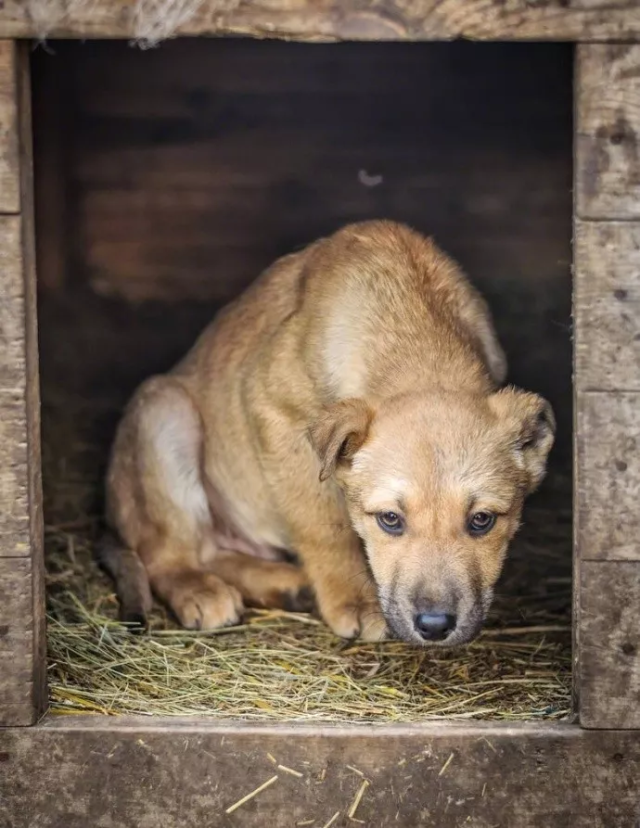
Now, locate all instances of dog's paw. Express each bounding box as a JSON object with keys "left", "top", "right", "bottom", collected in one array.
[
  {"left": 322, "top": 599, "right": 389, "bottom": 642},
  {"left": 172, "top": 575, "right": 244, "bottom": 630}
]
